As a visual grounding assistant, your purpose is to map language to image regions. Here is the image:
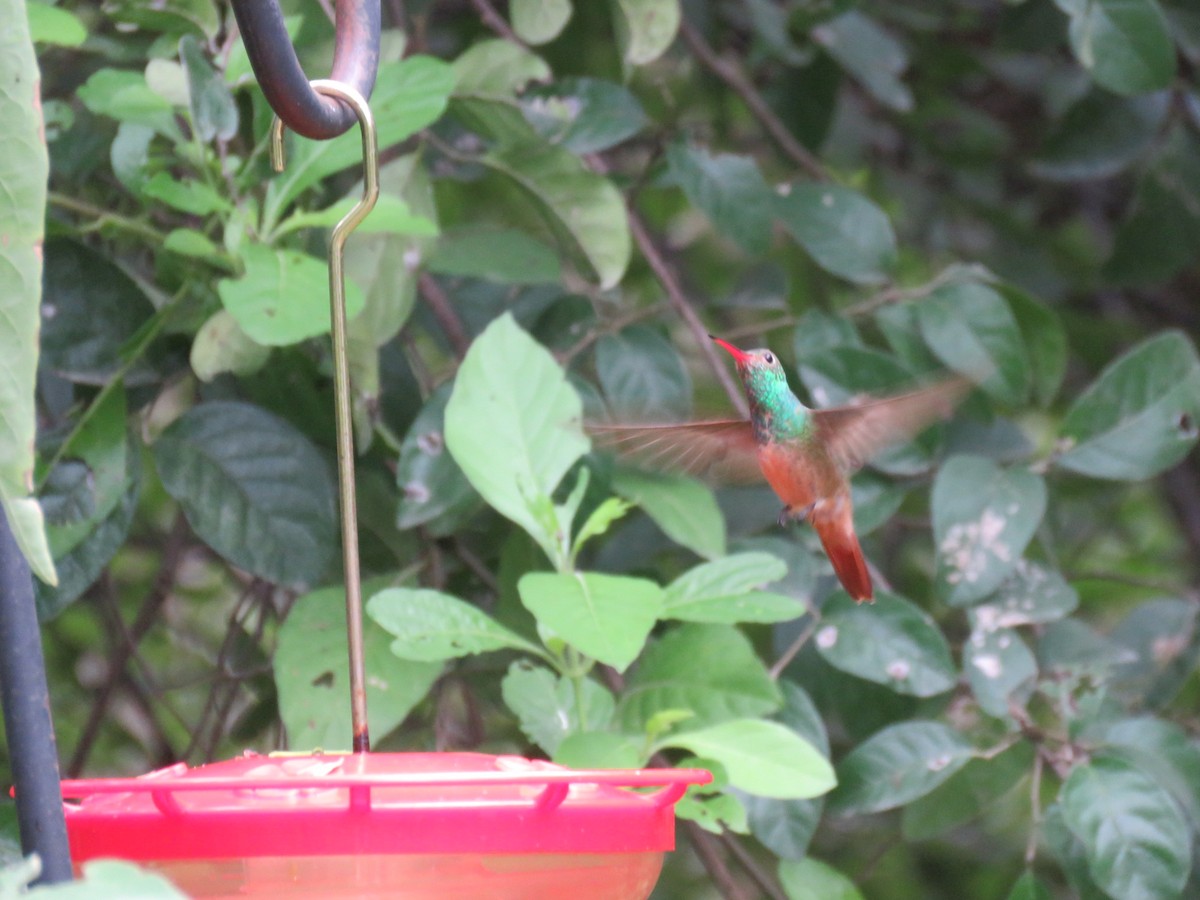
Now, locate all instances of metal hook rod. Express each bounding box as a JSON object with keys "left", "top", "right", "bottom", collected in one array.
[{"left": 271, "top": 80, "right": 379, "bottom": 753}]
